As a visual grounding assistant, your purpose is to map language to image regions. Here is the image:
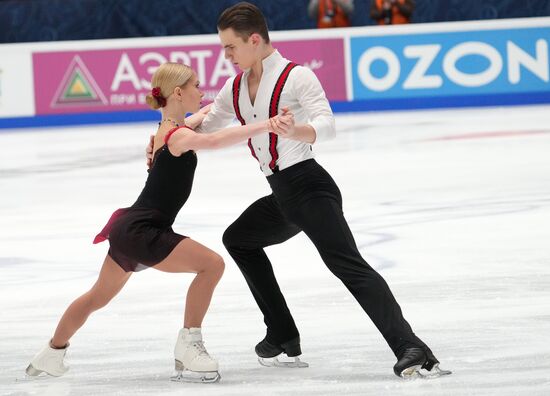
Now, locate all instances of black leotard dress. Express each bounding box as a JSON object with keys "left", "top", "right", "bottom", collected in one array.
[{"left": 93, "top": 126, "right": 197, "bottom": 272}]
